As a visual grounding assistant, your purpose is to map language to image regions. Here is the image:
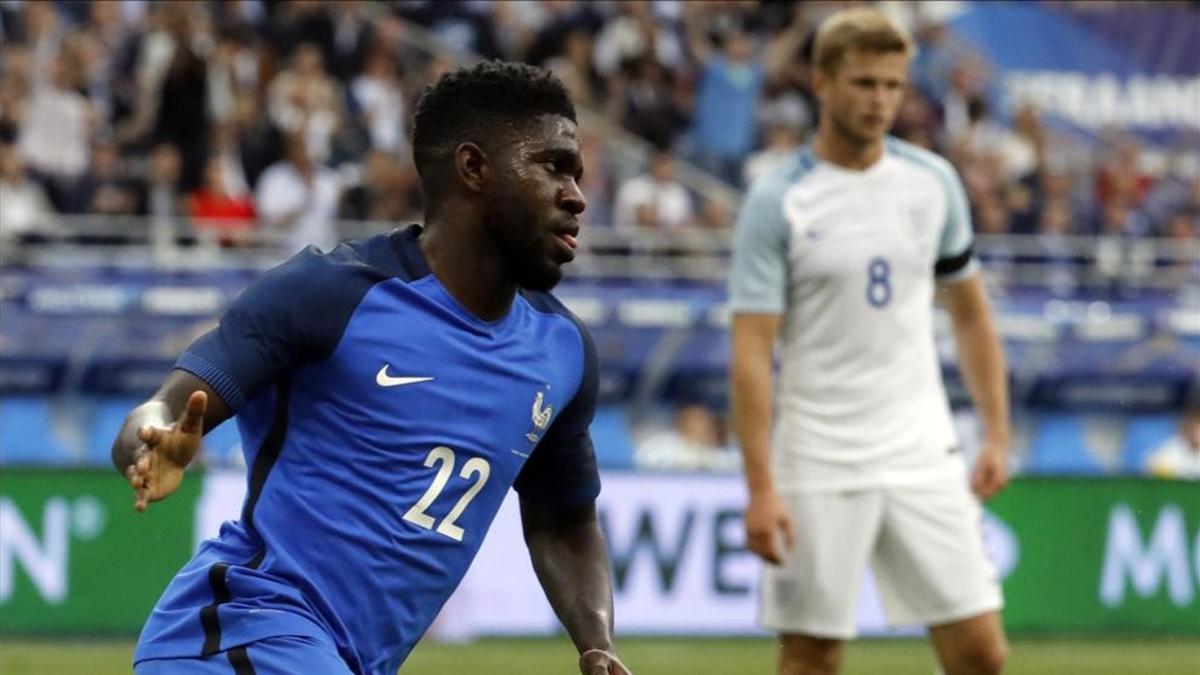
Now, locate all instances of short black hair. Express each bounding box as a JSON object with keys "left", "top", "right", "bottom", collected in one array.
[{"left": 411, "top": 61, "right": 577, "bottom": 195}]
